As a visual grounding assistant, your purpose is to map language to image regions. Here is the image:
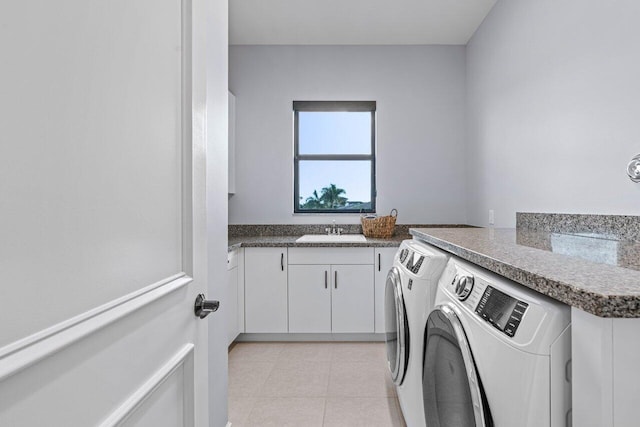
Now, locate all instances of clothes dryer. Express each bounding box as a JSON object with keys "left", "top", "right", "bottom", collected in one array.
[
  {"left": 423, "top": 257, "right": 572, "bottom": 427},
  {"left": 385, "top": 239, "right": 448, "bottom": 427}
]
